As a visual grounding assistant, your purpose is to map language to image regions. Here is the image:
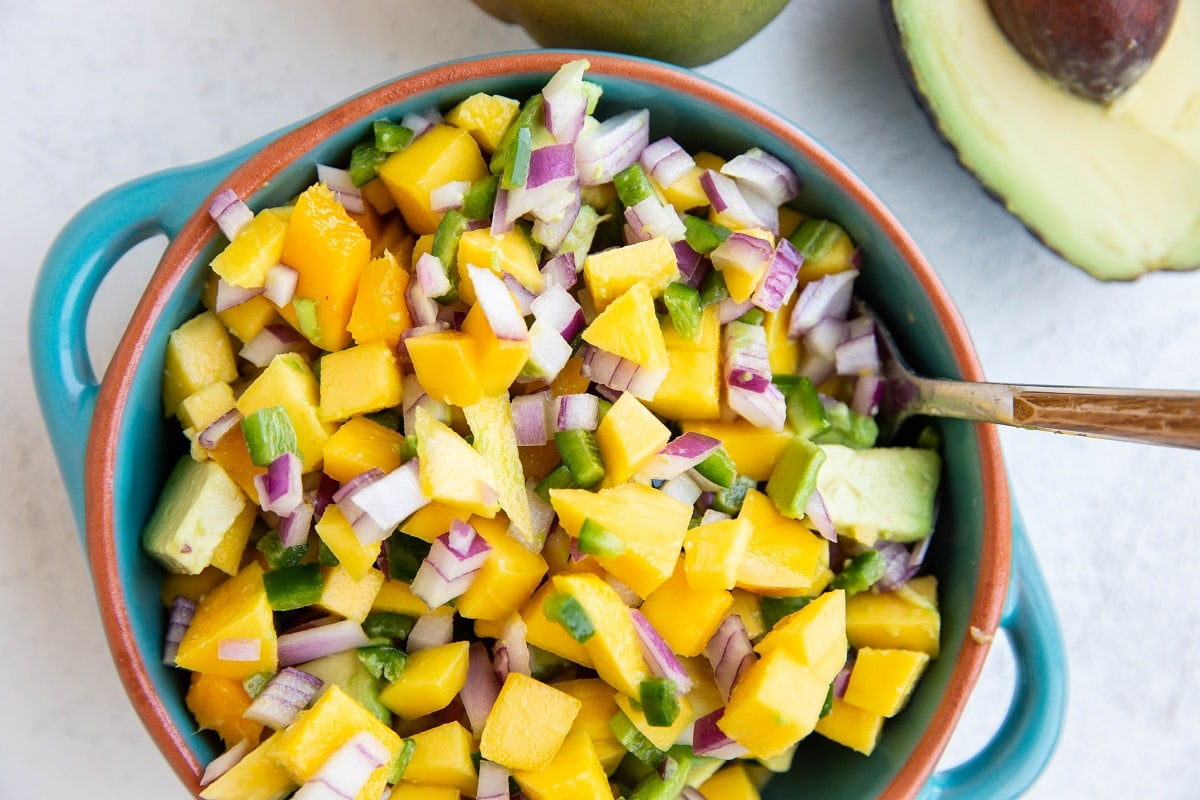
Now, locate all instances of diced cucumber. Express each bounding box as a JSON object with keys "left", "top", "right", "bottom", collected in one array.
[
  {"left": 554, "top": 428, "right": 606, "bottom": 489},
  {"left": 543, "top": 591, "right": 595, "bottom": 644},
  {"left": 241, "top": 405, "right": 299, "bottom": 467},
  {"left": 262, "top": 563, "right": 324, "bottom": 611}
]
